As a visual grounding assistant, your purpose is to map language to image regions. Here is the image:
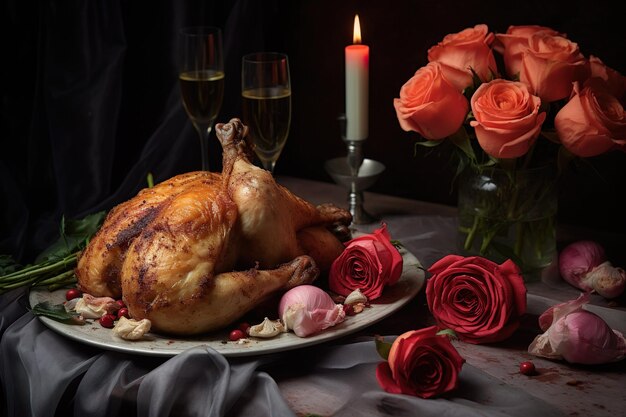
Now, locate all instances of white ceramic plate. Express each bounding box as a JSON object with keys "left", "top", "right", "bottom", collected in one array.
[{"left": 29, "top": 247, "right": 425, "bottom": 357}]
